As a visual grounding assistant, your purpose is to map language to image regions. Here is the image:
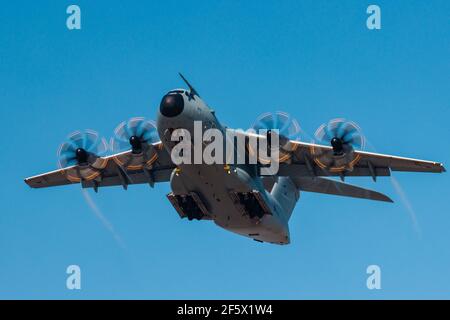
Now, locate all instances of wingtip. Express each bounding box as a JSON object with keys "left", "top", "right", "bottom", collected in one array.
[
  {"left": 372, "top": 189, "right": 394, "bottom": 203},
  {"left": 379, "top": 193, "right": 394, "bottom": 203},
  {"left": 24, "top": 178, "right": 33, "bottom": 188}
]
